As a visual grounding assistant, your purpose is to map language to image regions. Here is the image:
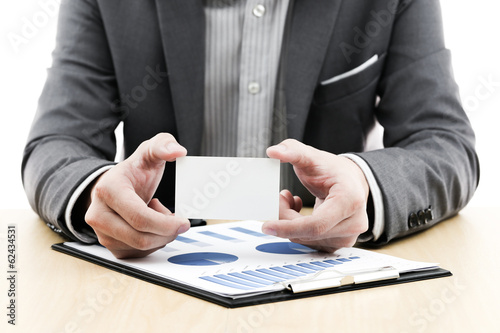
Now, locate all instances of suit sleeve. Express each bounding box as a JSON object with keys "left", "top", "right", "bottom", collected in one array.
[
  {"left": 21, "top": 0, "right": 119, "bottom": 240},
  {"left": 356, "top": 0, "right": 480, "bottom": 244}
]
